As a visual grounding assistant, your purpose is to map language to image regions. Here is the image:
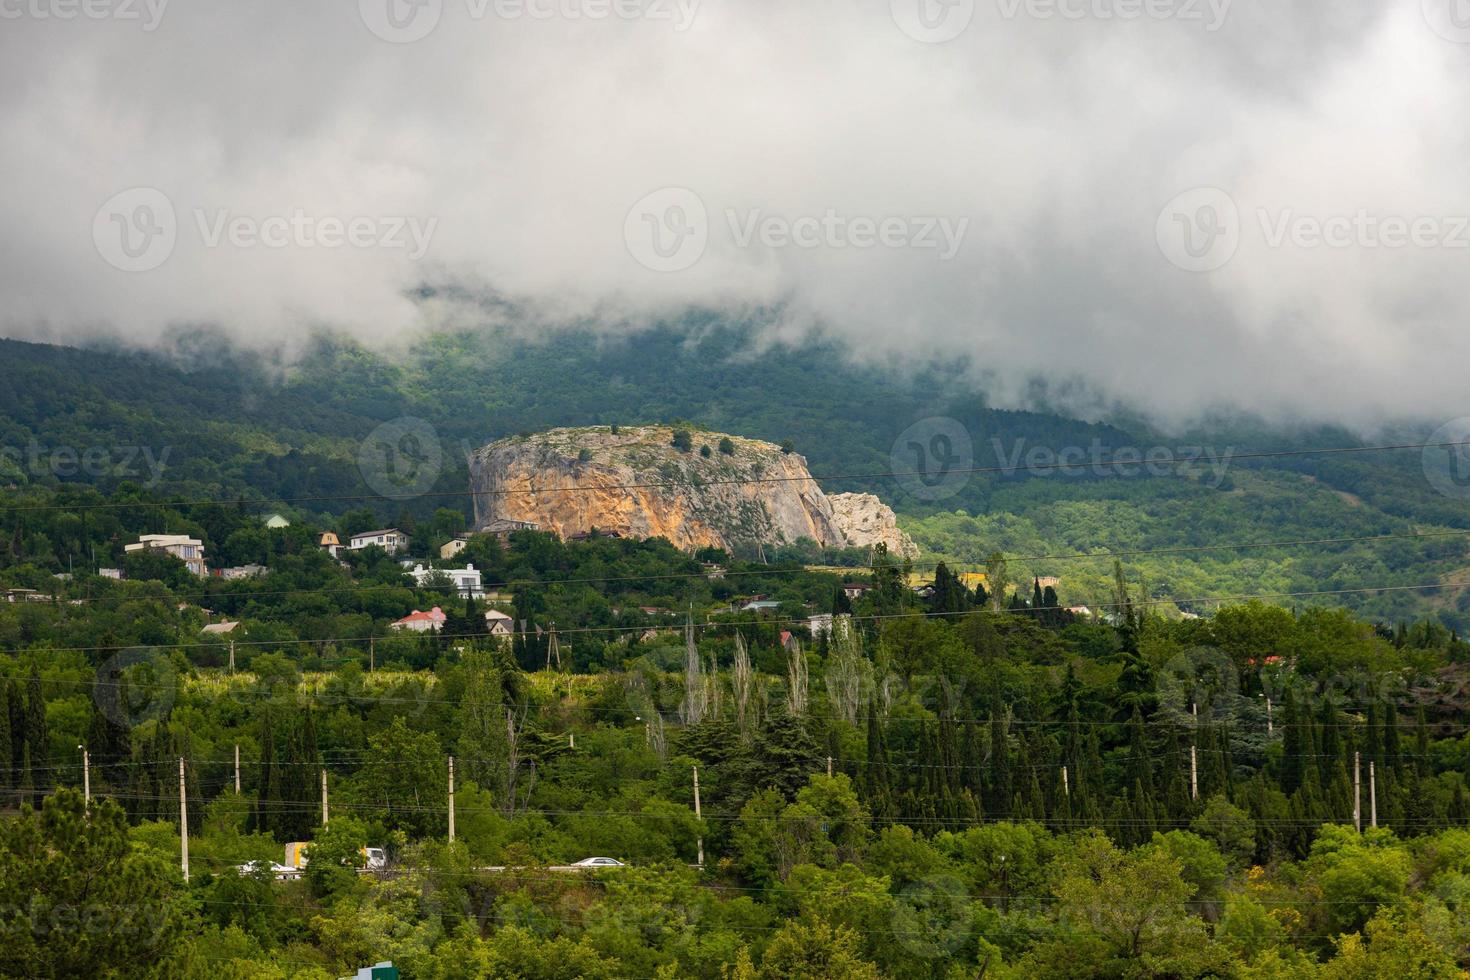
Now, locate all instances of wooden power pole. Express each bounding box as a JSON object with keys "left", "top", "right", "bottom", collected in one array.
[
  {"left": 179, "top": 757, "right": 190, "bottom": 883},
  {"left": 447, "top": 756, "right": 456, "bottom": 843}
]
